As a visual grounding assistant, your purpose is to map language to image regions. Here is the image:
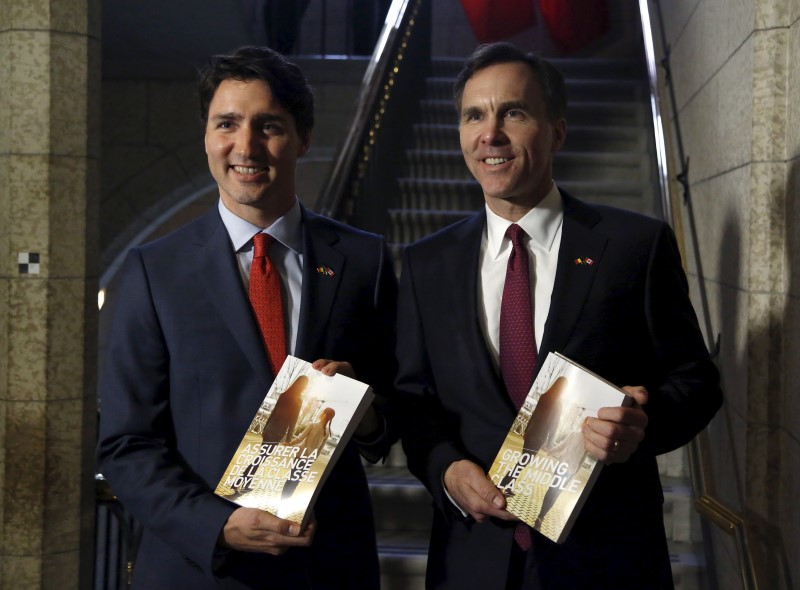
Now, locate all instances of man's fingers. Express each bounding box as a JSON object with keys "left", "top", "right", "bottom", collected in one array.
[
  {"left": 311, "top": 359, "right": 355, "bottom": 378},
  {"left": 444, "top": 460, "right": 515, "bottom": 522},
  {"left": 595, "top": 406, "right": 648, "bottom": 429},
  {"left": 583, "top": 401, "right": 647, "bottom": 464},
  {"left": 223, "top": 508, "right": 314, "bottom": 554},
  {"left": 251, "top": 510, "right": 300, "bottom": 535},
  {"left": 622, "top": 385, "right": 648, "bottom": 406}
]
